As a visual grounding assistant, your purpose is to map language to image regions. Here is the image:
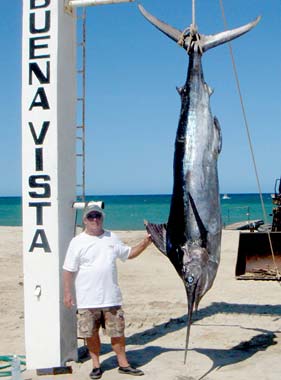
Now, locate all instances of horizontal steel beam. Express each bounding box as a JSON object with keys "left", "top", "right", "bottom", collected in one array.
[{"left": 68, "top": 0, "right": 134, "bottom": 7}]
